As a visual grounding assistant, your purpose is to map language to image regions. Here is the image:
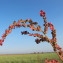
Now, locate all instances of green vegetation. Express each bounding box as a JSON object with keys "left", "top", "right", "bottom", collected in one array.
[{"left": 0, "top": 52, "right": 63, "bottom": 63}]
